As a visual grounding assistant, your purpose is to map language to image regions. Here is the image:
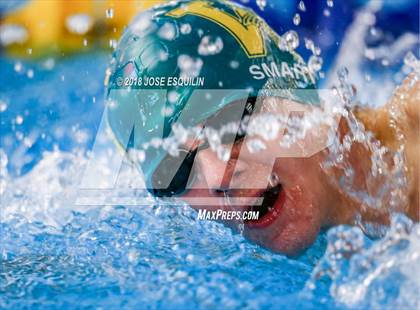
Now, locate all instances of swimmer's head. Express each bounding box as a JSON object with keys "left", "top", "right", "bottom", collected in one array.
[{"left": 106, "top": 0, "right": 328, "bottom": 255}]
